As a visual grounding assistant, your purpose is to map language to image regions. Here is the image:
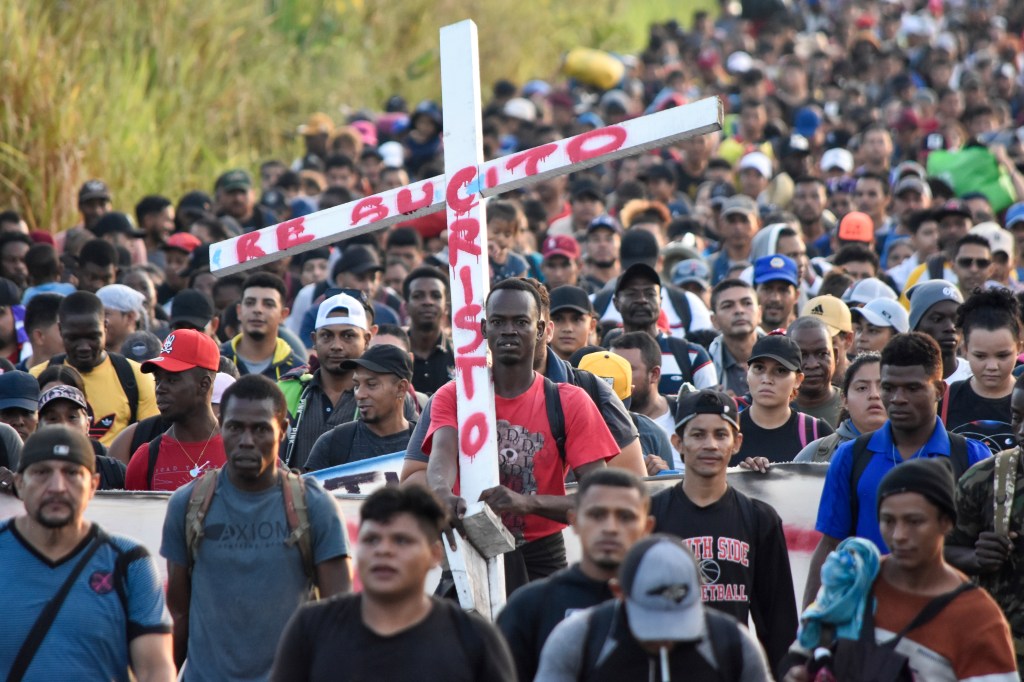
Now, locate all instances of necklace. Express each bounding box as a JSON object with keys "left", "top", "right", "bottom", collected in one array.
[
  {"left": 170, "top": 424, "right": 219, "bottom": 478},
  {"left": 890, "top": 441, "right": 926, "bottom": 465}
]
